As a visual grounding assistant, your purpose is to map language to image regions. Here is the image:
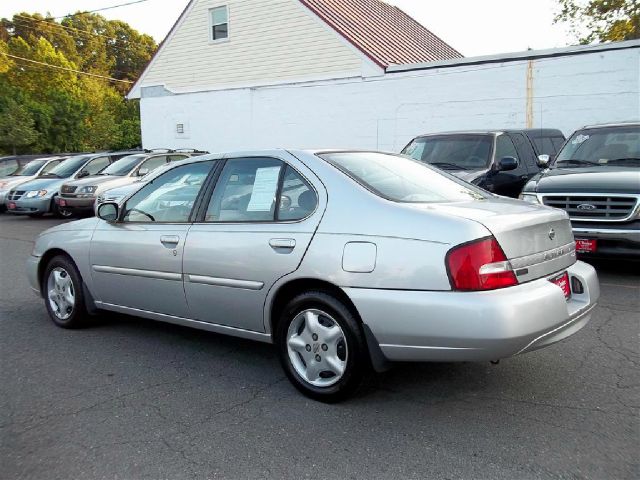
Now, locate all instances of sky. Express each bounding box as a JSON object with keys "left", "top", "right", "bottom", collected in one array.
[{"left": 0, "top": 0, "right": 574, "bottom": 57}]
